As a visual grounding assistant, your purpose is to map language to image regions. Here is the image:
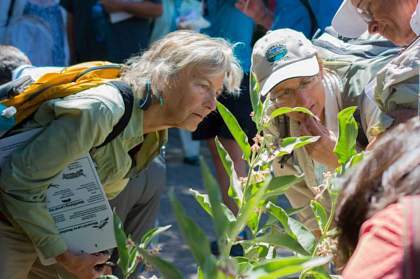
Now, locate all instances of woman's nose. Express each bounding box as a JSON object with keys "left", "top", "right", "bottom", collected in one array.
[
  {"left": 205, "top": 94, "right": 217, "bottom": 111},
  {"left": 296, "top": 91, "right": 311, "bottom": 108}
]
